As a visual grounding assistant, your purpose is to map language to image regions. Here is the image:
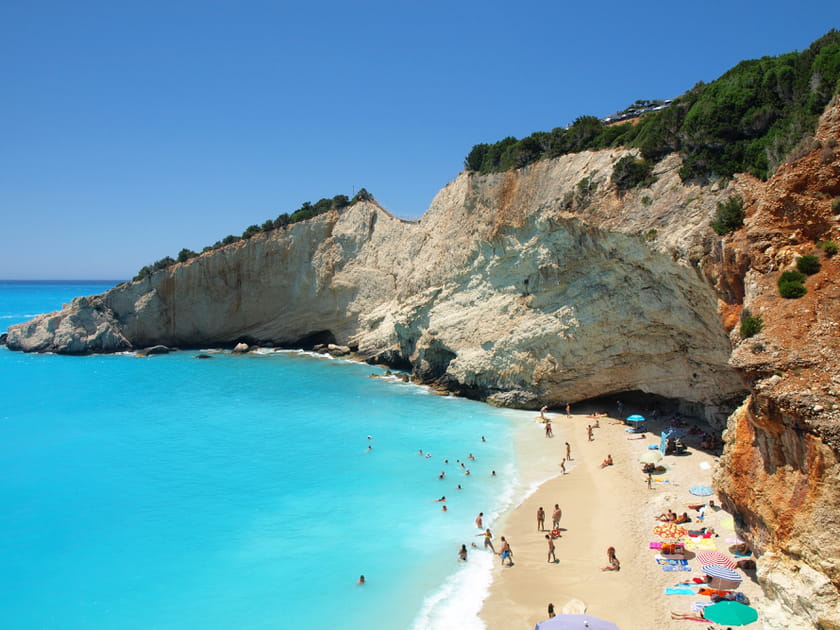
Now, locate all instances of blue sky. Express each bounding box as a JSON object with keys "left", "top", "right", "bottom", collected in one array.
[{"left": 1, "top": 1, "right": 838, "bottom": 279}]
